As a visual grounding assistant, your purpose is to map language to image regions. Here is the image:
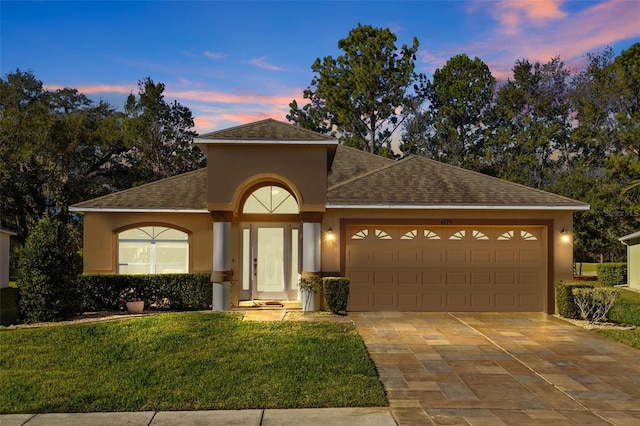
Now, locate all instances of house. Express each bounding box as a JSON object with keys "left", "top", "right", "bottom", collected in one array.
[
  {"left": 70, "top": 119, "right": 589, "bottom": 313},
  {"left": 0, "top": 227, "right": 17, "bottom": 289},
  {"left": 619, "top": 232, "right": 639, "bottom": 290}
]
